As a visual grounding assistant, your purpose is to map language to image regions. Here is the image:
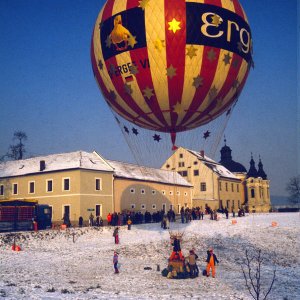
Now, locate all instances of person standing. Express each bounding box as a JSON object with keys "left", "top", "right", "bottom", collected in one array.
[
  {"left": 113, "top": 251, "right": 119, "bottom": 274},
  {"left": 127, "top": 217, "right": 132, "bottom": 230},
  {"left": 188, "top": 249, "right": 198, "bottom": 277},
  {"left": 113, "top": 227, "right": 119, "bottom": 244},
  {"left": 206, "top": 248, "right": 219, "bottom": 278}
]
